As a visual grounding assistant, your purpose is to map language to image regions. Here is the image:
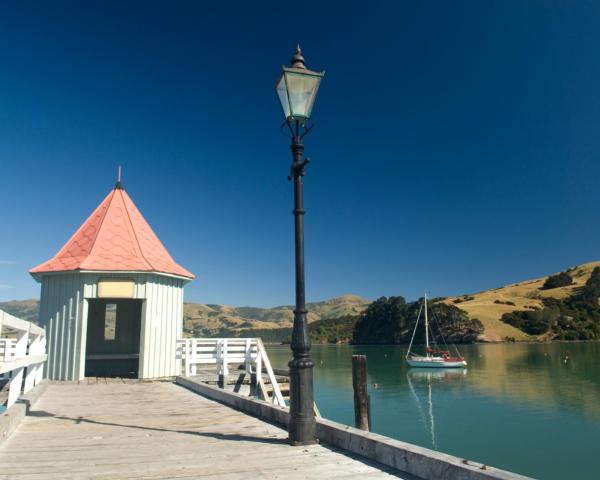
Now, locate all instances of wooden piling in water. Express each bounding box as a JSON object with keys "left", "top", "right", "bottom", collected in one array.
[{"left": 351, "top": 354, "right": 370, "bottom": 431}]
